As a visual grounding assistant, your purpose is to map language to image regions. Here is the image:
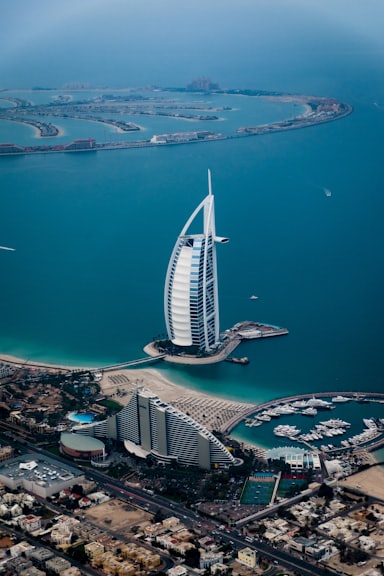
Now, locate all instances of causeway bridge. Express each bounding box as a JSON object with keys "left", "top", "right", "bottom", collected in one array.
[
  {"left": 91, "top": 354, "right": 166, "bottom": 373},
  {"left": 1, "top": 354, "right": 166, "bottom": 374}
]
